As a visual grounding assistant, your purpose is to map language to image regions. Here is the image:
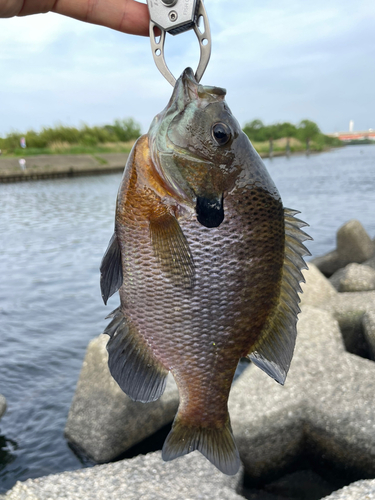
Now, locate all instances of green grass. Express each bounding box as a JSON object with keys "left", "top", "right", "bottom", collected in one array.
[
  {"left": 1, "top": 143, "right": 134, "bottom": 158},
  {"left": 0, "top": 118, "right": 141, "bottom": 156},
  {"left": 251, "top": 137, "right": 331, "bottom": 155}
]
